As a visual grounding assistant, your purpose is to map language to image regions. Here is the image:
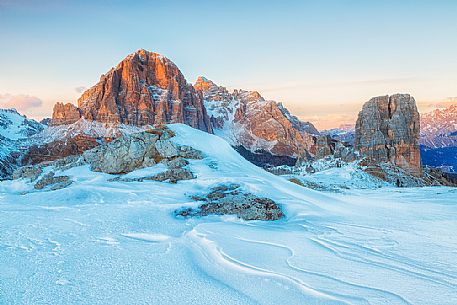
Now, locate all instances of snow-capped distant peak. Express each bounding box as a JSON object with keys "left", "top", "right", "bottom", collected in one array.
[
  {"left": 421, "top": 103, "right": 457, "bottom": 148},
  {"left": 0, "top": 108, "right": 44, "bottom": 141}
]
